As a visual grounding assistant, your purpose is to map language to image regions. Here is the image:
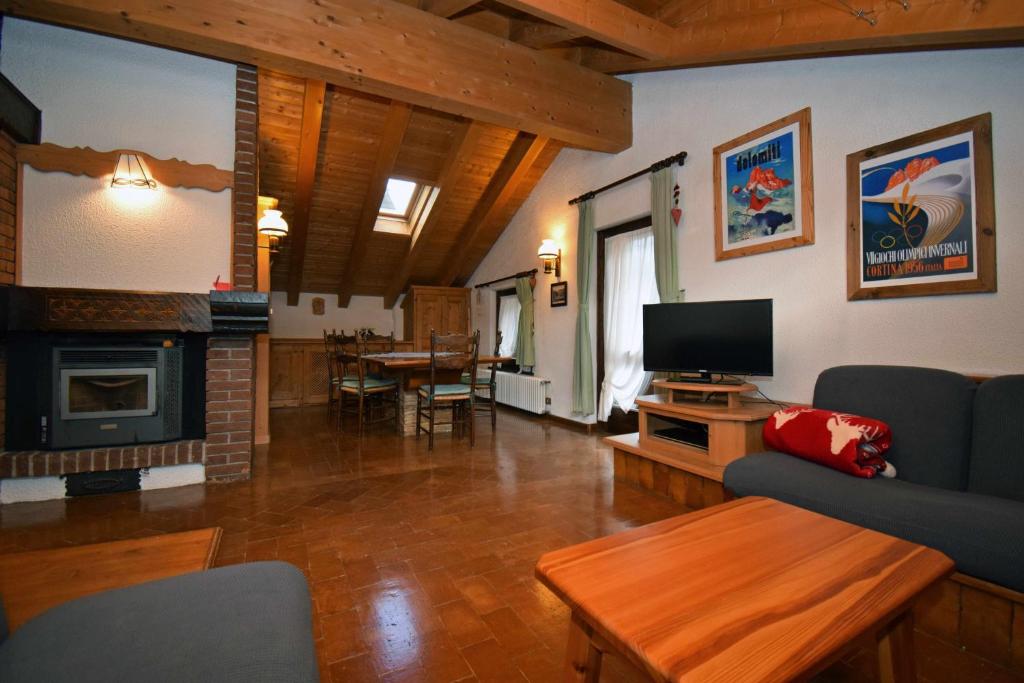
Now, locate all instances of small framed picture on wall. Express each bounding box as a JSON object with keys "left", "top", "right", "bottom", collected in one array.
[{"left": 550, "top": 281, "right": 568, "bottom": 307}]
